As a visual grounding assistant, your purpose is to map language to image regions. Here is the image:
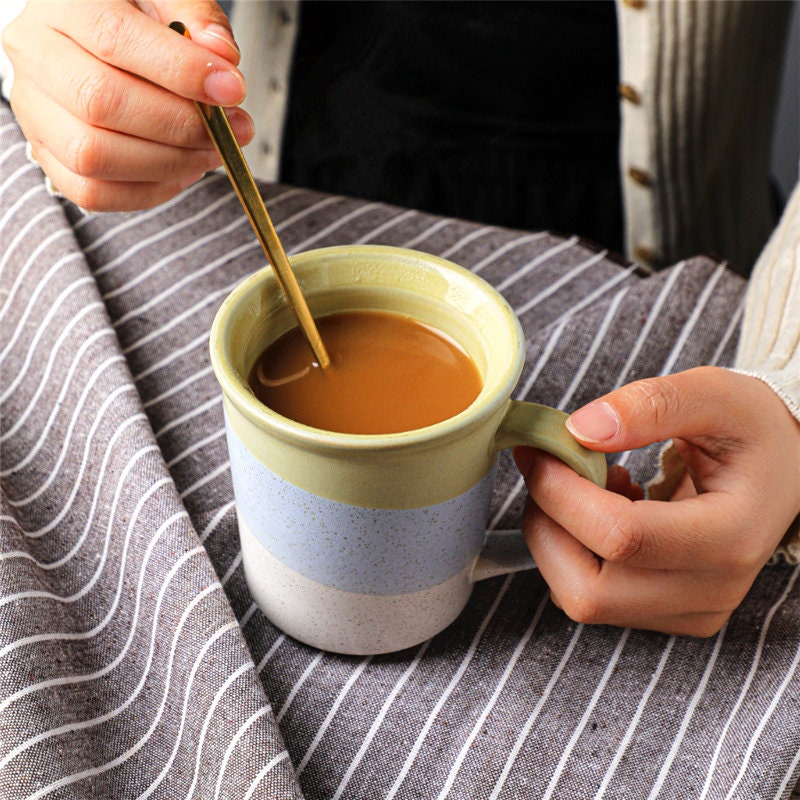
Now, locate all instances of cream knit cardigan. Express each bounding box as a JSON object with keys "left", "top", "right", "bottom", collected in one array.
[
  {"left": 1, "top": 0, "right": 798, "bottom": 418},
  {"left": 230, "top": 0, "right": 800, "bottom": 423}
]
